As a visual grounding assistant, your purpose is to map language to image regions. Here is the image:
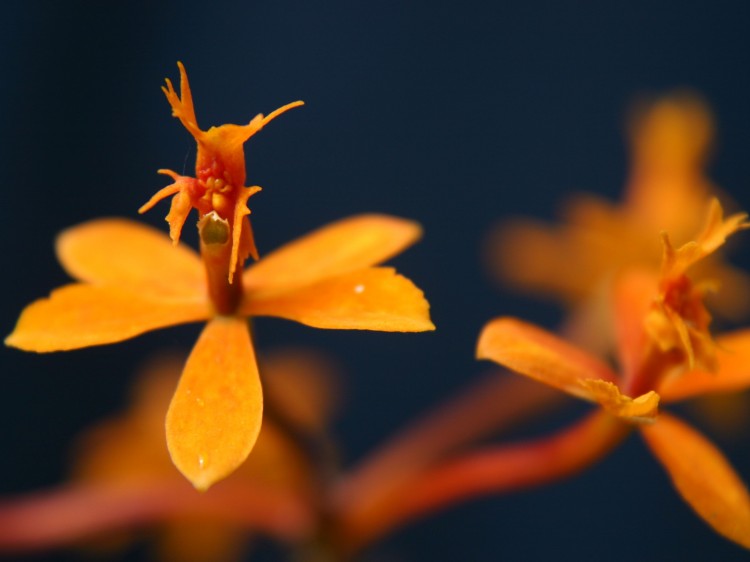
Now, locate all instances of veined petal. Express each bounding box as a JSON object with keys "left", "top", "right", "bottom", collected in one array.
[
  {"left": 641, "top": 413, "right": 750, "bottom": 549},
  {"left": 166, "top": 317, "right": 263, "bottom": 491},
  {"left": 477, "top": 318, "right": 619, "bottom": 401},
  {"left": 658, "top": 329, "right": 750, "bottom": 402},
  {"left": 243, "top": 215, "right": 422, "bottom": 292},
  {"left": 243, "top": 267, "right": 434, "bottom": 332},
  {"left": 5, "top": 284, "right": 209, "bottom": 352},
  {"left": 56, "top": 218, "right": 205, "bottom": 298}
]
